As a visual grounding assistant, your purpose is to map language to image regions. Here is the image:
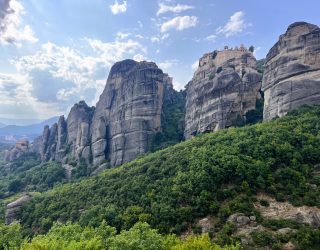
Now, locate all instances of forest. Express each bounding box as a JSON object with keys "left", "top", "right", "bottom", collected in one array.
[{"left": 0, "top": 106, "right": 319, "bottom": 249}]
